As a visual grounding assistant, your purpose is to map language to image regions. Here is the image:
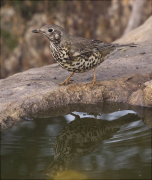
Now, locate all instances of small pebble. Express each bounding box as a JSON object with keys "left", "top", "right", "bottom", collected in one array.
[
  {"left": 87, "top": 77, "right": 93, "bottom": 80},
  {"left": 53, "top": 77, "right": 57, "bottom": 79},
  {"left": 27, "top": 84, "right": 31, "bottom": 86},
  {"left": 122, "top": 49, "right": 126, "bottom": 52},
  {"left": 139, "top": 52, "right": 146, "bottom": 55}
]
